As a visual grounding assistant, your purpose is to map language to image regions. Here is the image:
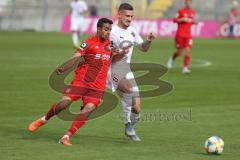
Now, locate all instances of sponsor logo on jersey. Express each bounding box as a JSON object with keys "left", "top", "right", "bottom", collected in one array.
[
  {"left": 94, "top": 54, "right": 110, "bottom": 60},
  {"left": 95, "top": 54, "right": 101, "bottom": 59}
]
